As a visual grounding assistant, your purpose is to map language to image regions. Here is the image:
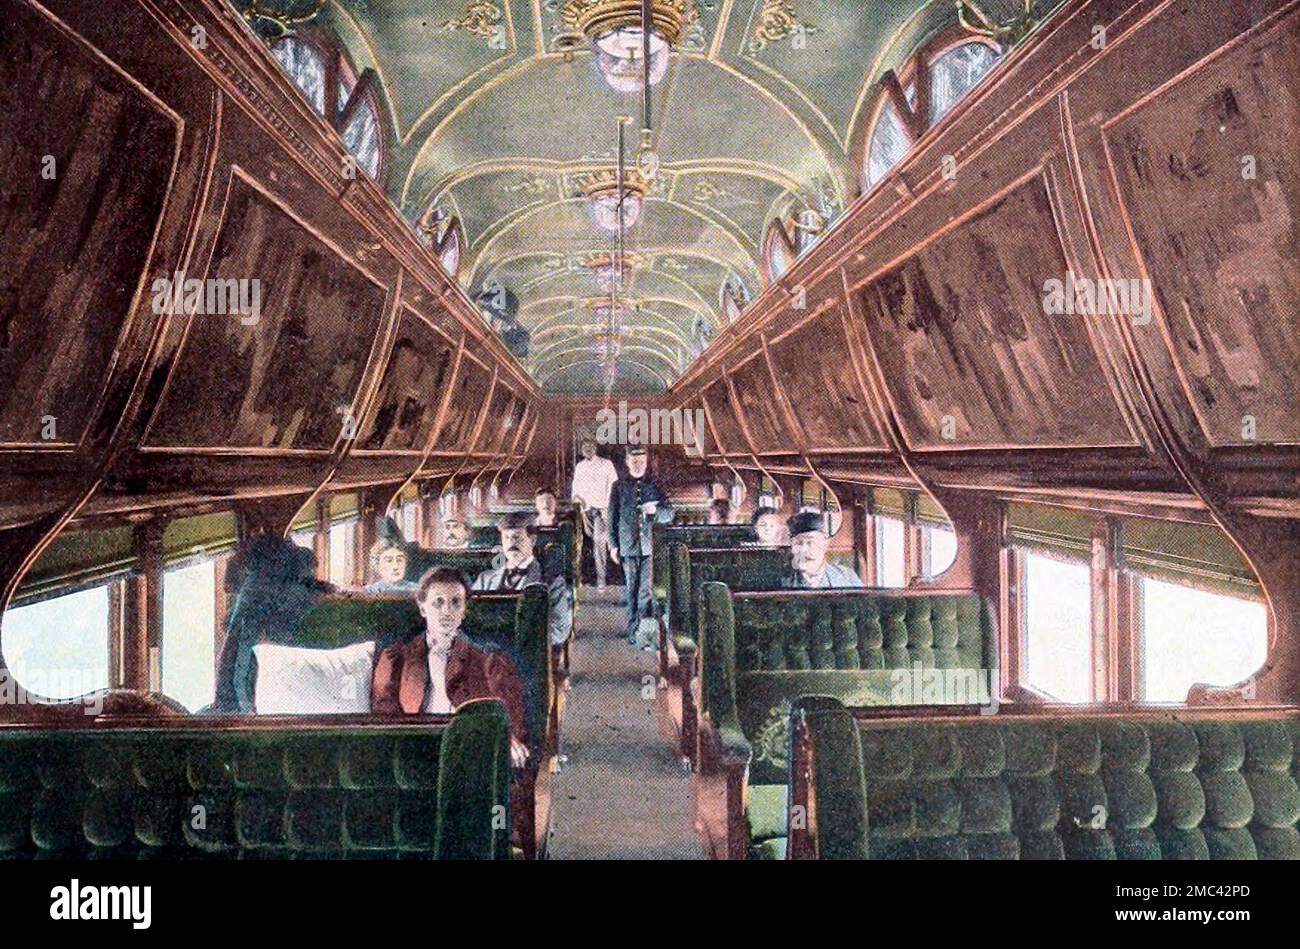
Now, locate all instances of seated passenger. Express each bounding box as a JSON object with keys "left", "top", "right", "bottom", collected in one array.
[
  {"left": 362, "top": 536, "right": 417, "bottom": 593},
  {"left": 749, "top": 506, "right": 786, "bottom": 546},
  {"left": 782, "top": 511, "right": 864, "bottom": 589},
  {"left": 439, "top": 514, "right": 469, "bottom": 550},
  {"left": 370, "top": 567, "right": 530, "bottom": 767},
  {"left": 472, "top": 511, "right": 573, "bottom": 646},
  {"left": 534, "top": 487, "right": 559, "bottom": 527},
  {"left": 707, "top": 498, "right": 731, "bottom": 525}
]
